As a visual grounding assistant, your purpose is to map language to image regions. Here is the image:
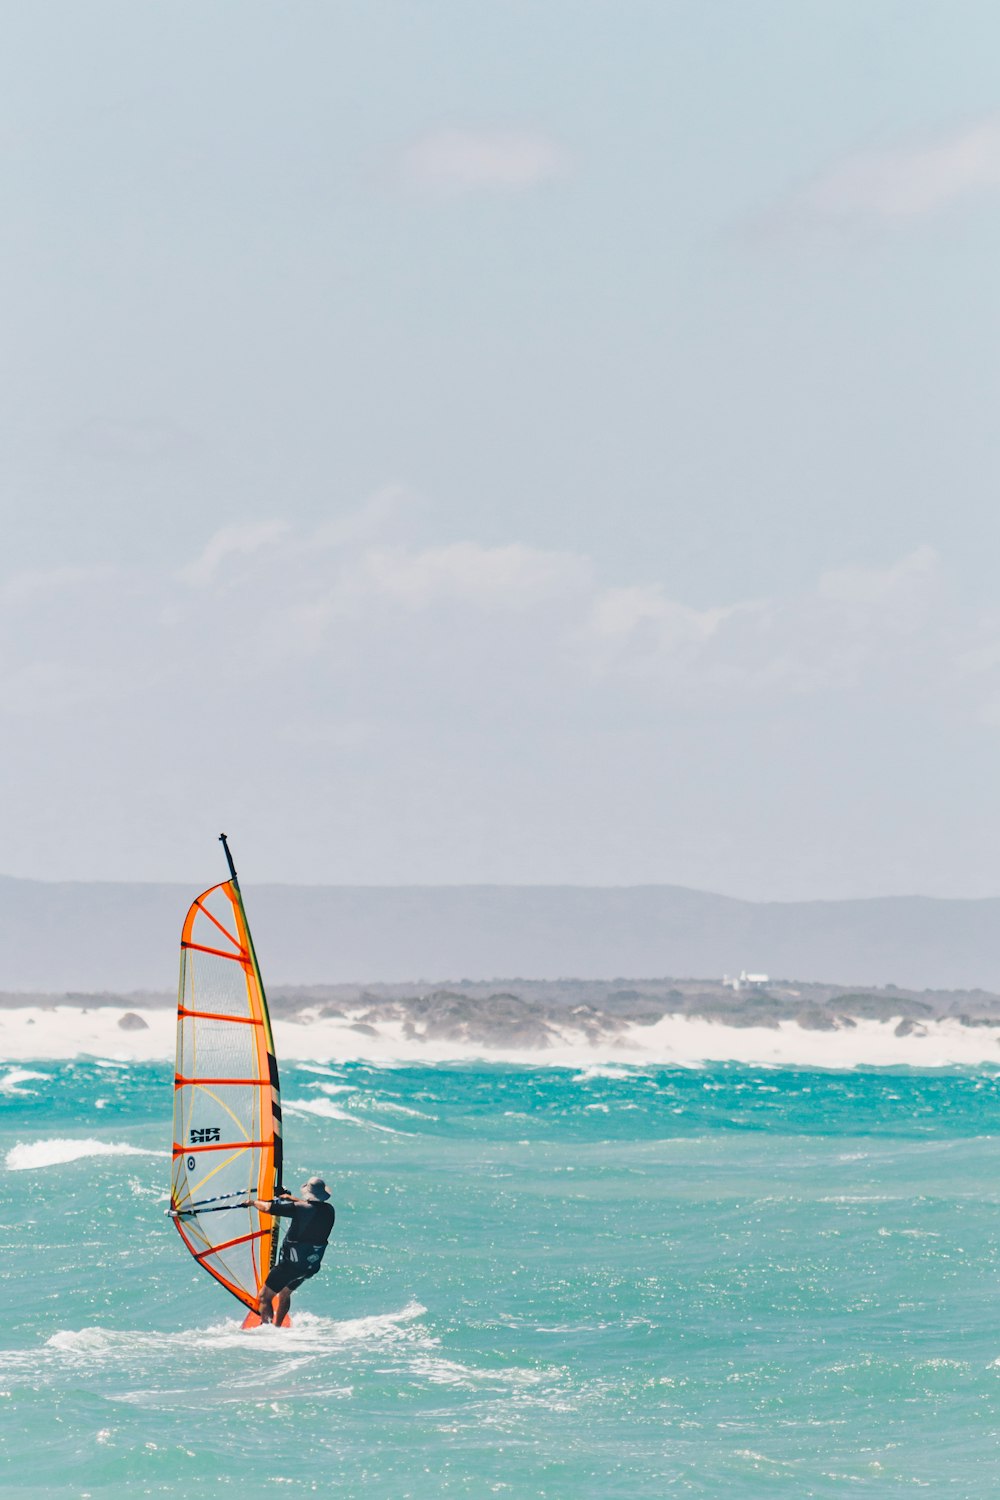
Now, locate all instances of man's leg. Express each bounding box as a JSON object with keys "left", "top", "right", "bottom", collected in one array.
[
  {"left": 273, "top": 1287, "right": 292, "bottom": 1325},
  {"left": 258, "top": 1283, "right": 275, "bottom": 1323}
]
